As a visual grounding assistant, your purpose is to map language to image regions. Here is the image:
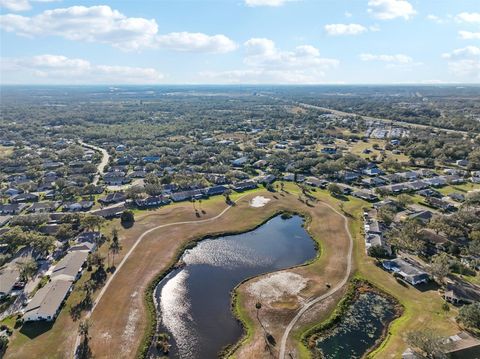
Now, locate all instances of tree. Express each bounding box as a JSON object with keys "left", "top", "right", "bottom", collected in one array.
[
  {"left": 16, "top": 258, "right": 38, "bottom": 282},
  {"left": 430, "top": 253, "right": 450, "bottom": 284},
  {"left": 125, "top": 186, "right": 144, "bottom": 200},
  {"left": 31, "top": 233, "right": 55, "bottom": 257},
  {"left": 55, "top": 224, "right": 75, "bottom": 241},
  {"left": 223, "top": 189, "right": 232, "bottom": 204},
  {"left": 428, "top": 215, "right": 464, "bottom": 239},
  {"left": 109, "top": 235, "right": 122, "bottom": 268},
  {"left": 397, "top": 194, "right": 413, "bottom": 208},
  {"left": 120, "top": 210, "right": 134, "bottom": 225},
  {"left": 327, "top": 183, "right": 342, "bottom": 197},
  {"left": 377, "top": 206, "right": 396, "bottom": 226},
  {"left": 457, "top": 302, "right": 480, "bottom": 330},
  {"left": 387, "top": 219, "right": 425, "bottom": 253},
  {"left": 405, "top": 329, "right": 451, "bottom": 358},
  {"left": 76, "top": 320, "right": 92, "bottom": 359},
  {"left": 87, "top": 252, "right": 104, "bottom": 268},
  {"left": 375, "top": 186, "right": 389, "bottom": 198},
  {"left": 367, "top": 245, "right": 390, "bottom": 258},
  {"left": 80, "top": 215, "right": 105, "bottom": 232}
]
